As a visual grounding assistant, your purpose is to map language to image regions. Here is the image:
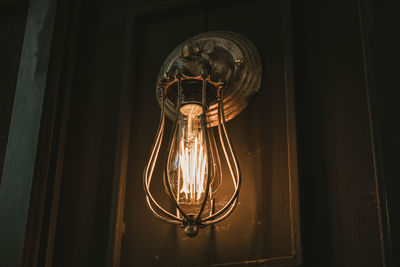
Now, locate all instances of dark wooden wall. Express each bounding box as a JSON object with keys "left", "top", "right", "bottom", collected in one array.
[
  {"left": 368, "top": 2, "right": 400, "bottom": 266},
  {"left": 0, "top": 0, "right": 399, "bottom": 266},
  {"left": 294, "top": 1, "right": 385, "bottom": 265},
  {"left": 293, "top": 1, "right": 399, "bottom": 265}
]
